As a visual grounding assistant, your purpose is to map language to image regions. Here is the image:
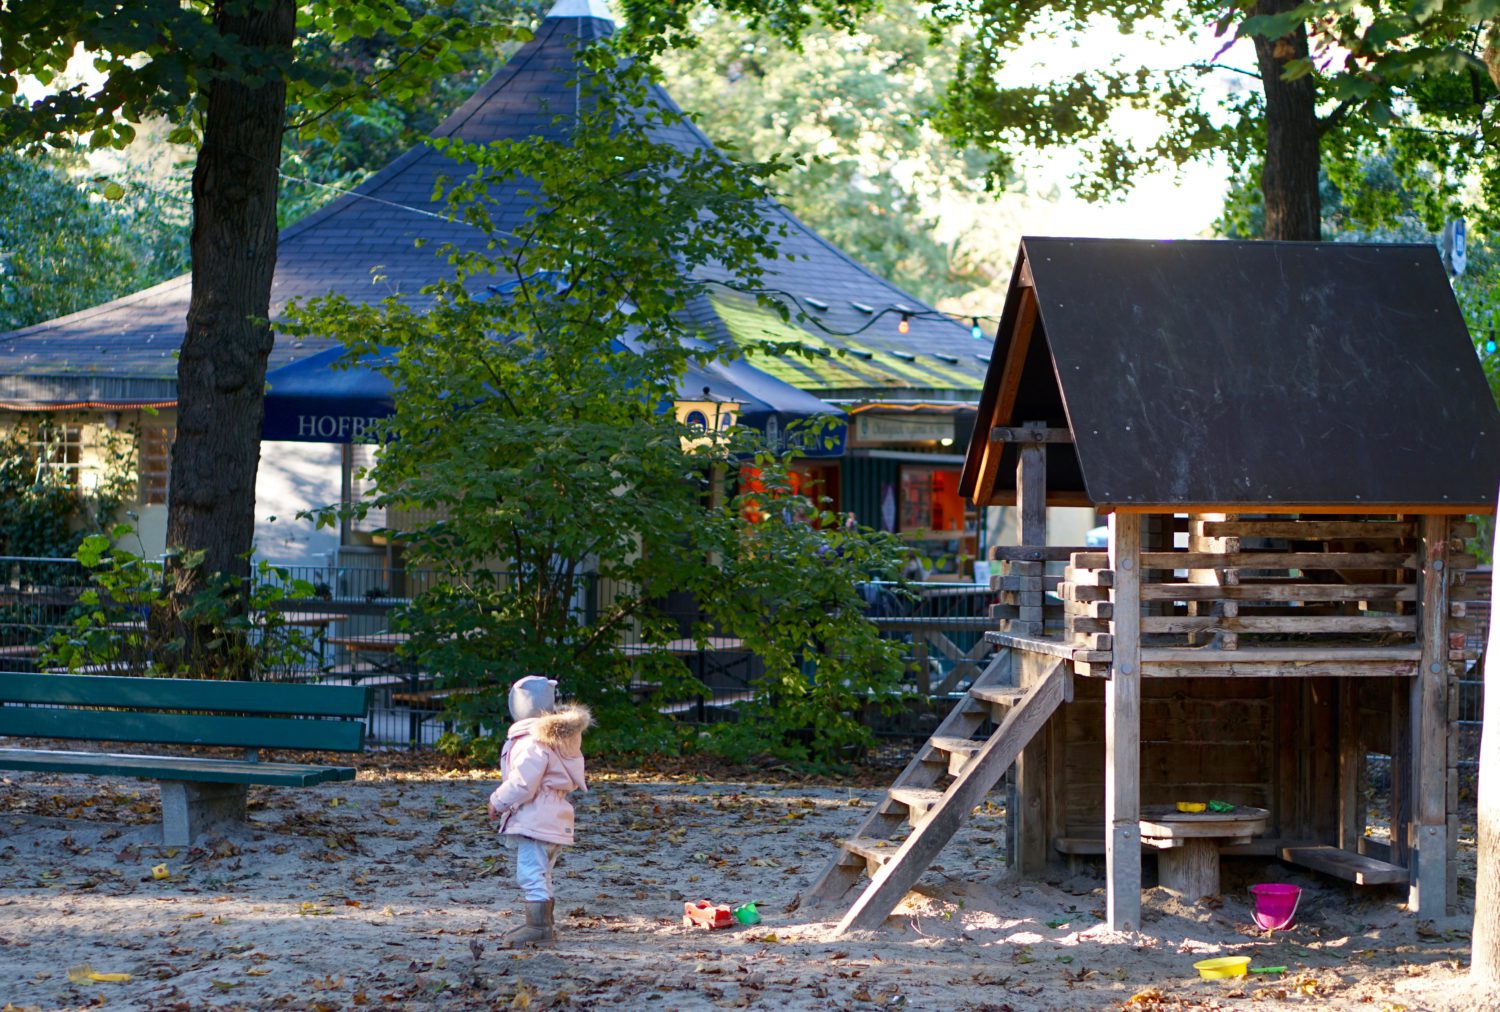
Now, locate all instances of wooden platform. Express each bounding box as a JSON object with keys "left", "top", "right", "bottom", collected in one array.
[
  {"left": 984, "top": 632, "right": 1421, "bottom": 678},
  {"left": 1281, "top": 845, "right": 1408, "bottom": 886}
]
